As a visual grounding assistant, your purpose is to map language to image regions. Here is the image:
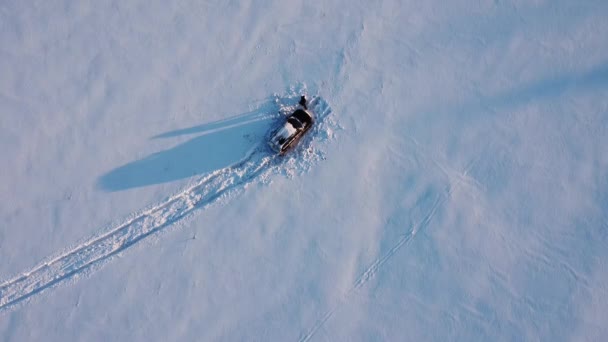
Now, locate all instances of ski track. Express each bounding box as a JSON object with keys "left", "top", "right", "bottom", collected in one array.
[
  {"left": 0, "top": 93, "right": 333, "bottom": 313},
  {"left": 298, "top": 157, "right": 479, "bottom": 342}
]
